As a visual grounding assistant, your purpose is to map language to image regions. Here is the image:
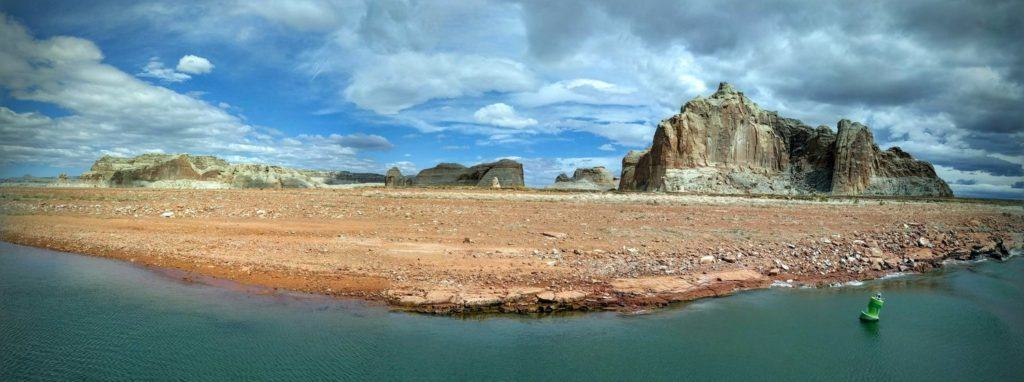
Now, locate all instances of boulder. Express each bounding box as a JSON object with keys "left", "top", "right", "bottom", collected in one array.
[{"left": 619, "top": 82, "right": 952, "bottom": 197}]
